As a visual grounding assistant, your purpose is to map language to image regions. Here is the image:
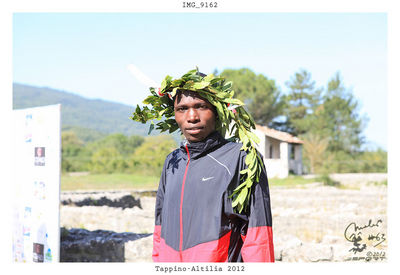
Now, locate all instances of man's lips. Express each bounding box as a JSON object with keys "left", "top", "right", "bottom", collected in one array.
[{"left": 185, "top": 127, "right": 204, "bottom": 134}]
